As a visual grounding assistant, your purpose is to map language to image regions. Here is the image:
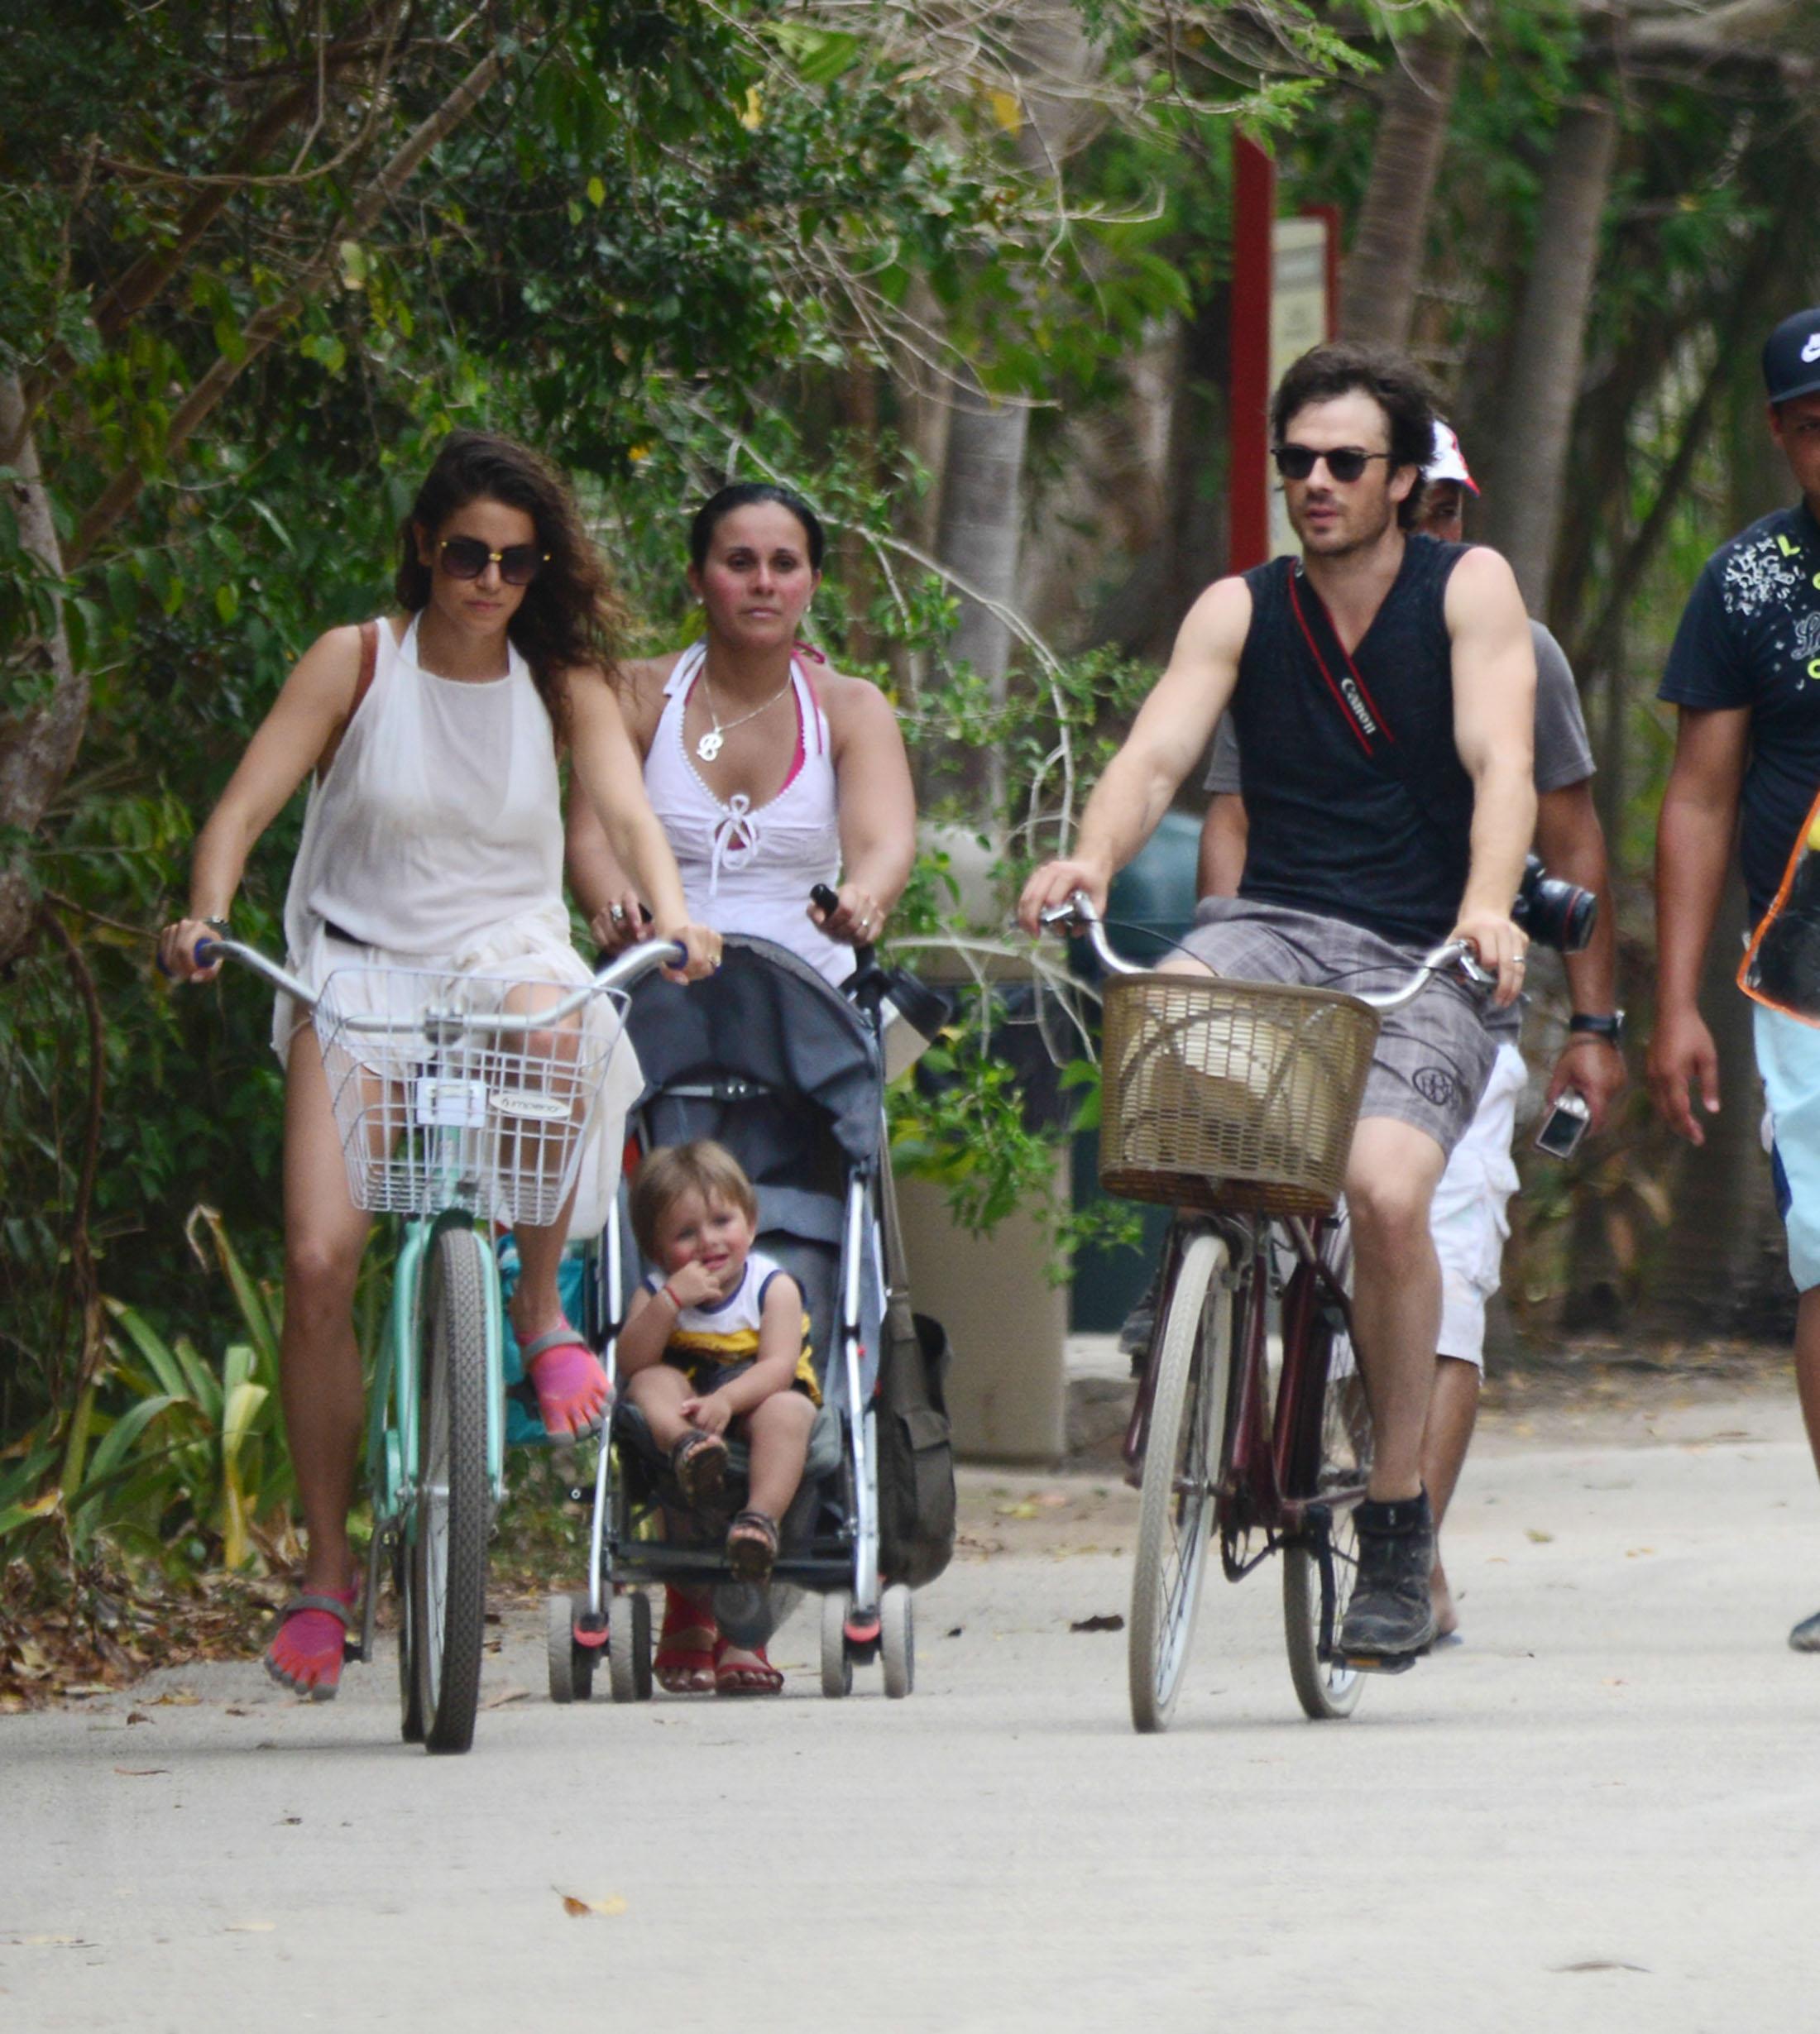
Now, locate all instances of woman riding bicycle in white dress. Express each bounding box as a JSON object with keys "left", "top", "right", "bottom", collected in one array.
[{"left": 158, "top": 431, "right": 720, "bottom": 1699}]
